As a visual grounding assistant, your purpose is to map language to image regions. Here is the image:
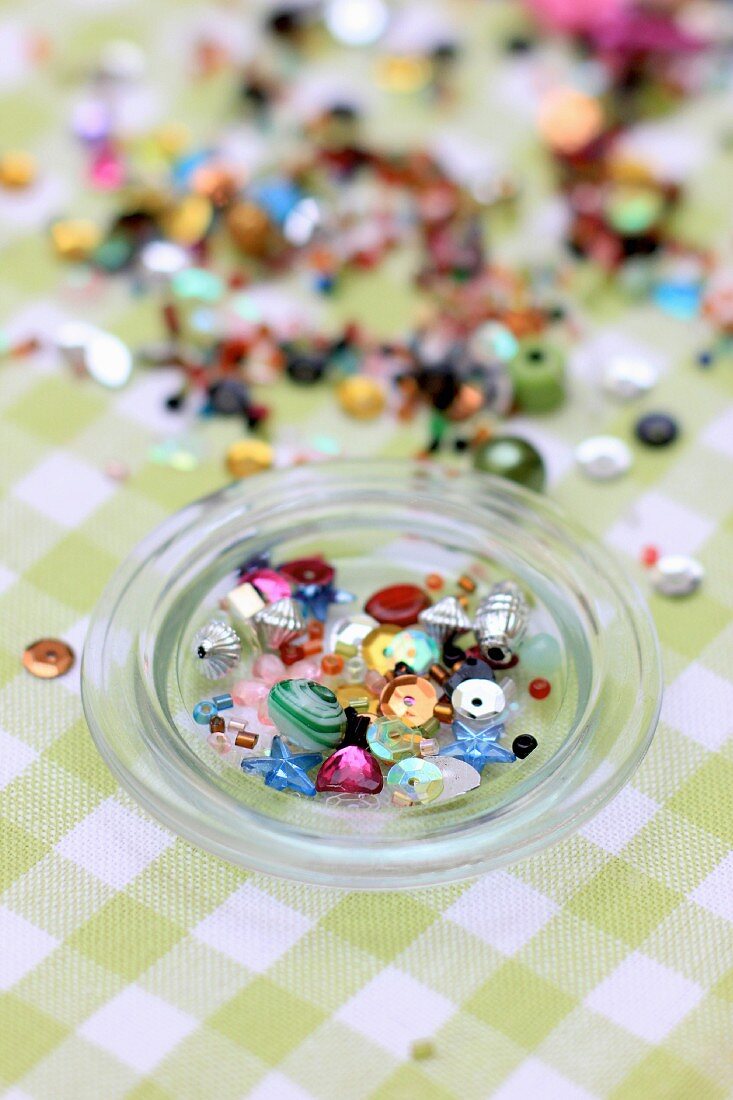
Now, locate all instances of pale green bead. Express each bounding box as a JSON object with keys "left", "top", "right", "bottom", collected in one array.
[
  {"left": 387, "top": 758, "right": 444, "bottom": 804},
  {"left": 519, "top": 632, "right": 562, "bottom": 676}
]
